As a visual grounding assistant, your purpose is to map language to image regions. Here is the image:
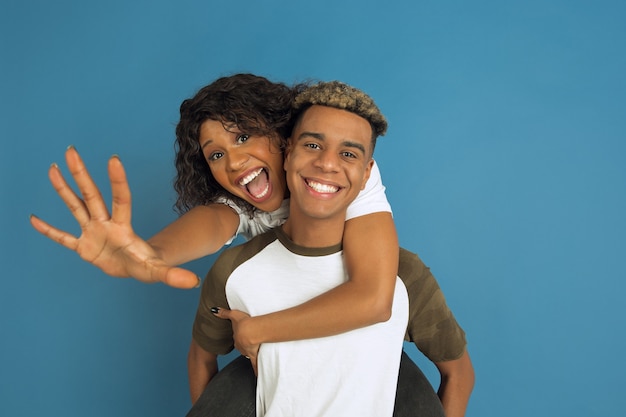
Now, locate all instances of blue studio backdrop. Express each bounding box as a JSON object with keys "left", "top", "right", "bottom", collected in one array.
[{"left": 2, "top": 1, "right": 625, "bottom": 416}]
